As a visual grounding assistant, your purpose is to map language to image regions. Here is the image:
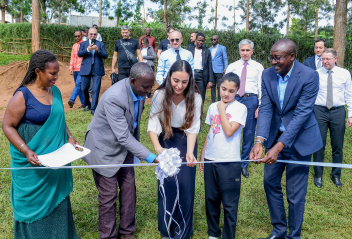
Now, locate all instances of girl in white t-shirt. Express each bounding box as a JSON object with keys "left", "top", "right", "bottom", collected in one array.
[{"left": 200, "top": 72, "right": 247, "bottom": 239}]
